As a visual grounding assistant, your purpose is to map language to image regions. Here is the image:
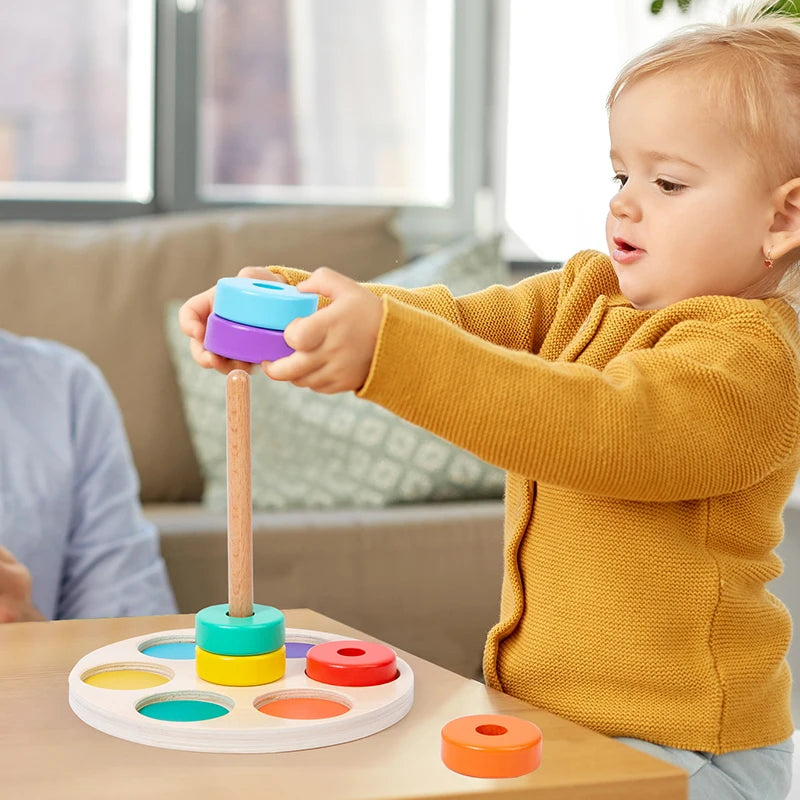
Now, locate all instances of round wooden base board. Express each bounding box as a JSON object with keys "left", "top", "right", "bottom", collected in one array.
[{"left": 68, "top": 628, "right": 414, "bottom": 753}]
